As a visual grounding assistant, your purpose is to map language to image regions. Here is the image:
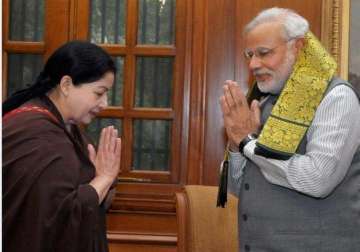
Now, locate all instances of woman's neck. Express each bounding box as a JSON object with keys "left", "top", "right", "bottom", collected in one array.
[{"left": 47, "top": 90, "right": 70, "bottom": 124}]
